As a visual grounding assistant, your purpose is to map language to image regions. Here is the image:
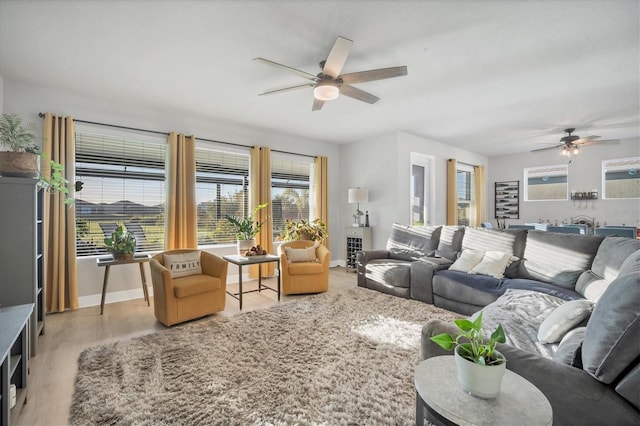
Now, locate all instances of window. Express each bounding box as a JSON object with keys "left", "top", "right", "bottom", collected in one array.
[
  {"left": 271, "top": 153, "right": 312, "bottom": 239},
  {"left": 75, "top": 128, "right": 166, "bottom": 256},
  {"left": 195, "top": 142, "right": 250, "bottom": 245},
  {"left": 456, "top": 165, "right": 474, "bottom": 226},
  {"left": 602, "top": 157, "right": 640, "bottom": 199},
  {"left": 524, "top": 164, "right": 568, "bottom": 201},
  {"left": 410, "top": 153, "right": 435, "bottom": 226}
]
